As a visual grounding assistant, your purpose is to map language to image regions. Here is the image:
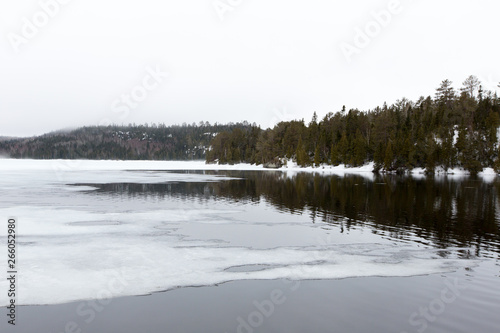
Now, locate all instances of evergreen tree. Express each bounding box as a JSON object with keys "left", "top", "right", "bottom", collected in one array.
[
  {"left": 296, "top": 137, "right": 309, "bottom": 167},
  {"left": 384, "top": 141, "right": 394, "bottom": 171},
  {"left": 425, "top": 136, "right": 436, "bottom": 174},
  {"left": 435, "top": 79, "right": 456, "bottom": 104},
  {"left": 353, "top": 129, "right": 366, "bottom": 166},
  {"left": 314, "top": 146, "right": 321, "bottom": 167},
  {"left": 462, "top": 133, "right": 483, "bottom": 175},
  {"left": 455, "top": 125, "right": 467, "bottom": 166},
  {"left": 338, "top": 131, "right": 349, "bottom": 165},
  {"left": 373, "top": 143, "right": 385, "bottom": 172},
  {"left": 330, "top": 144, "right": 340, "bottom": 166},
  {"left": 439, "top": 128, "right": 454, "bottom": 170}
]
